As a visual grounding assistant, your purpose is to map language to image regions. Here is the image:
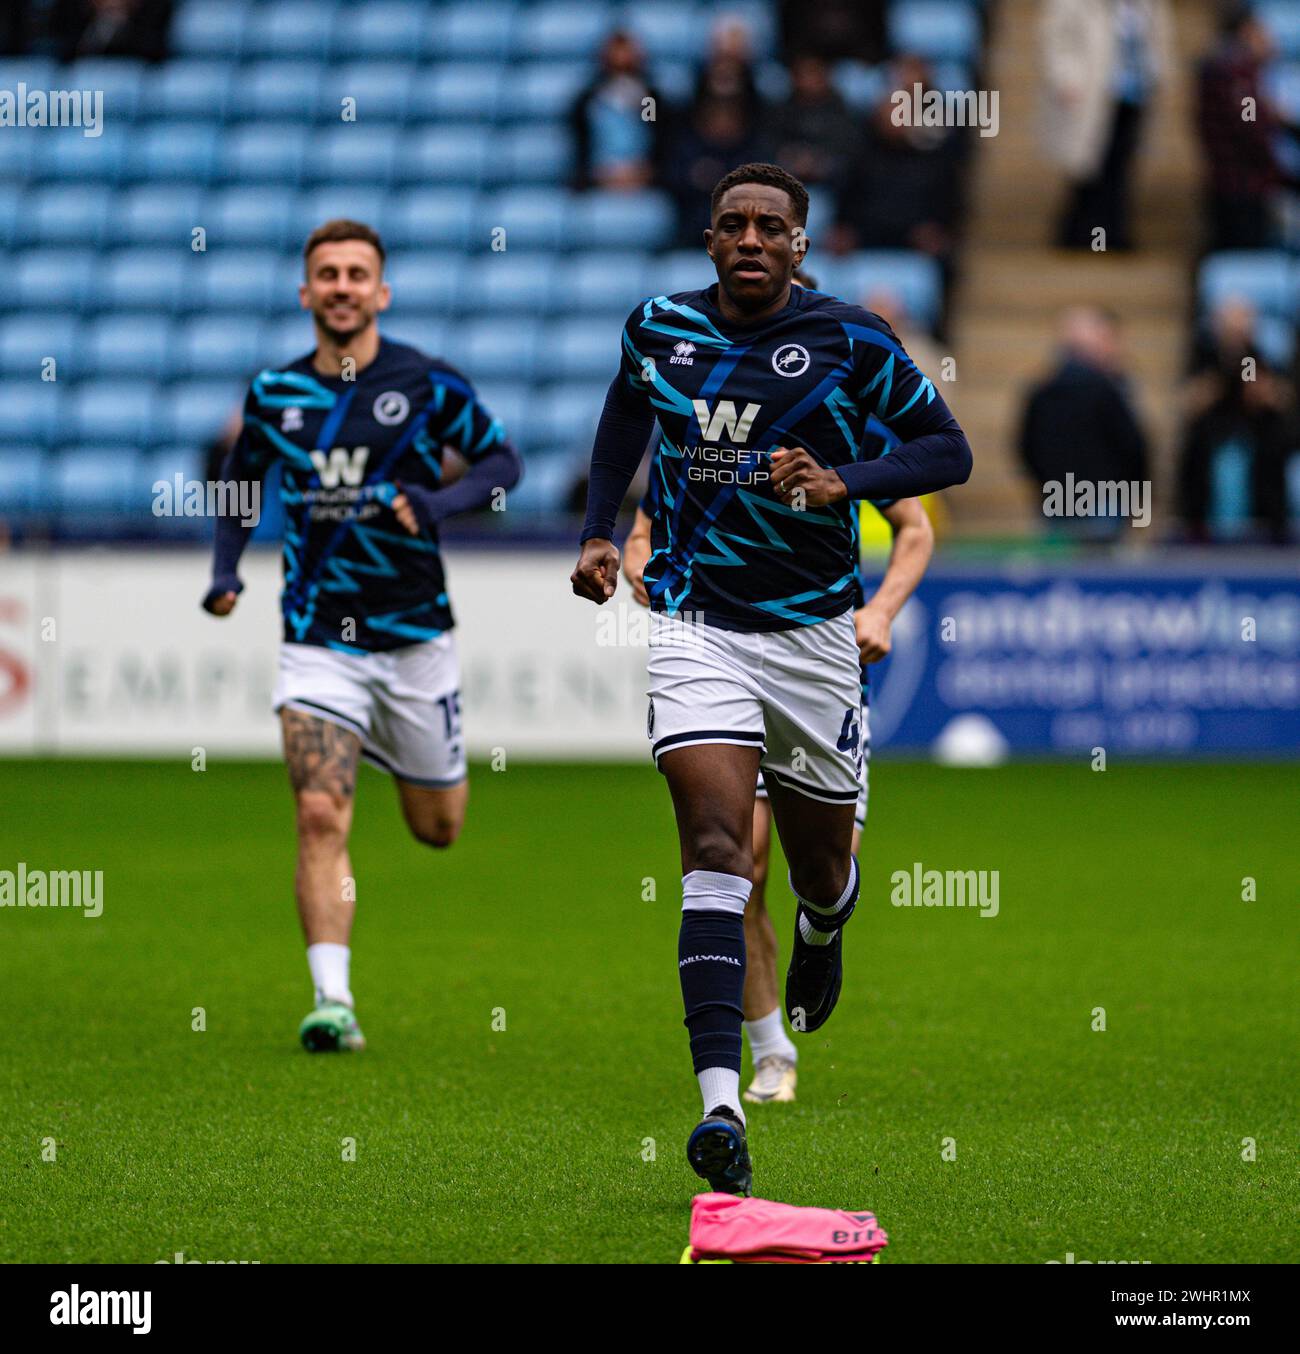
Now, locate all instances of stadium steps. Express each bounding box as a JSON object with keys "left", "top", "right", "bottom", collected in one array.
[{"left": 943, "top": 0, "right": 1216, "bottom": 536}]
